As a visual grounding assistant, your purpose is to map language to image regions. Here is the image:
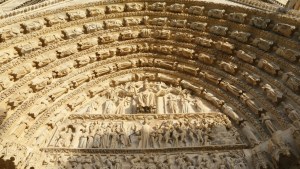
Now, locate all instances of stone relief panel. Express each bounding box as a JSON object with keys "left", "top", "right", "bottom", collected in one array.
[
  {"left": 39, "top": 151, "right": 248, "bottom": 169},
  {"left": 74, "top": 80, "right": 217, "bottom": 115},
  {"left": 48, "top": 114, "right": 243, "bottom": 149}
]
